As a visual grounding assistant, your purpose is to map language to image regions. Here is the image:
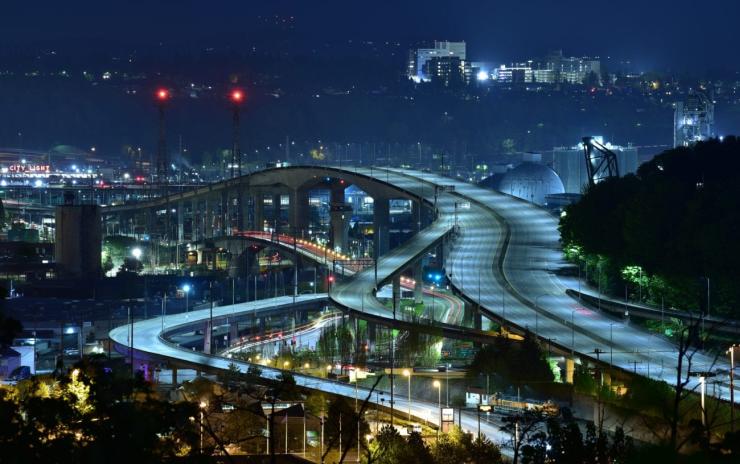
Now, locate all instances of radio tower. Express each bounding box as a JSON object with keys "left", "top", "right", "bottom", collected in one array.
[
  {"left": 155, "top": 88, "right": 170, "bottom": 184},
  {"left": 229, "top": 89, "right": 245, "bottom": 178}
]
